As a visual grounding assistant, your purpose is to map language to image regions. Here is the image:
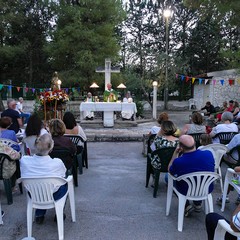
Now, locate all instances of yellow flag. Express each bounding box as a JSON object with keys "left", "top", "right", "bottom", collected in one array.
[{"left": 192, "top": 77, "right": 195, "bottom": 84}]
